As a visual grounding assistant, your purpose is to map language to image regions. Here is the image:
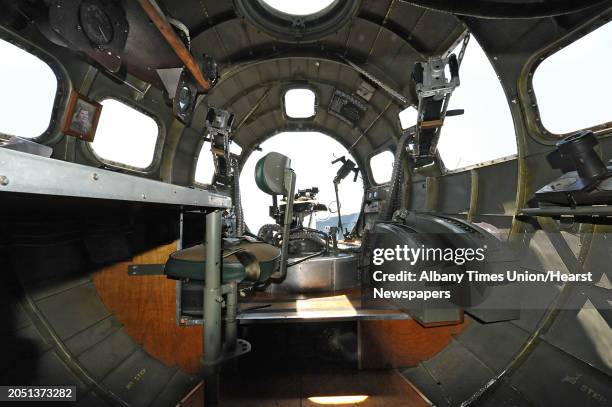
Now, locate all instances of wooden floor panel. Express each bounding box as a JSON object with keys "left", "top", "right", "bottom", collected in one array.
[
  {"left": 359, "top": 319, "right": 469, "bottom": 369},
  {"left": 93, "top": 242, "right": 204, "bottom": 373}
]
